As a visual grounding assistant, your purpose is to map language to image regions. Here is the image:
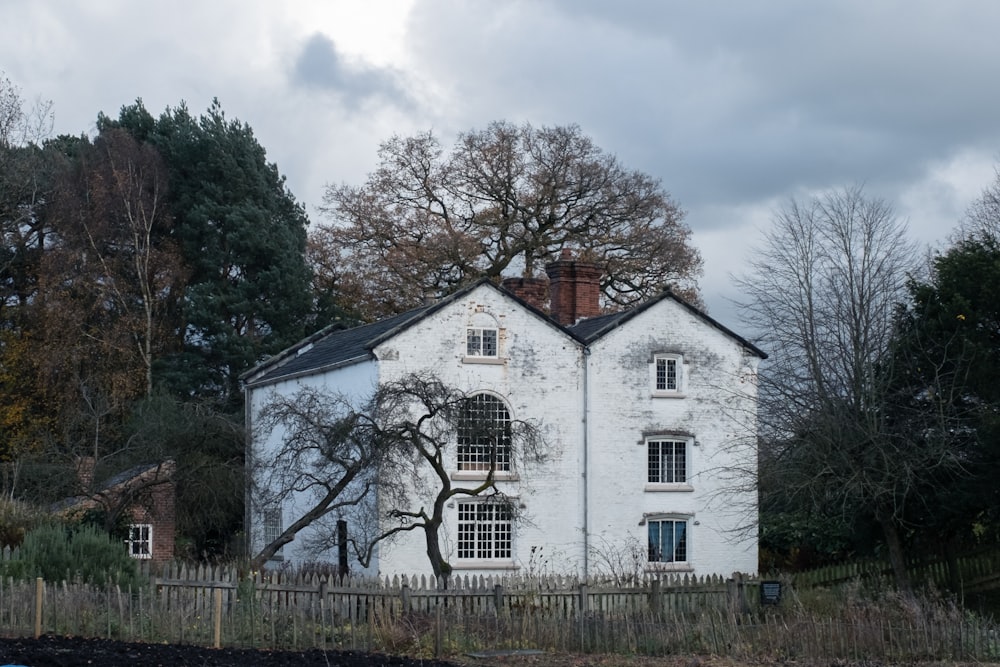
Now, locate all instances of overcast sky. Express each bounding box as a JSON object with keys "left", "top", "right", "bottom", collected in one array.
[{"left": 3, "top": 1, "right": 999, "bottom": 330}]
